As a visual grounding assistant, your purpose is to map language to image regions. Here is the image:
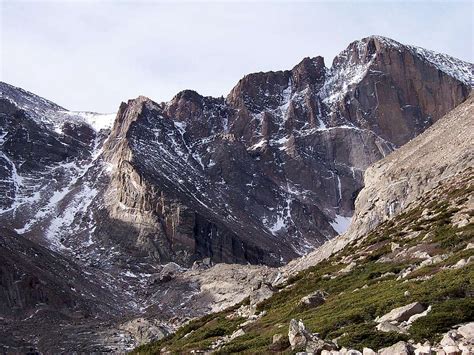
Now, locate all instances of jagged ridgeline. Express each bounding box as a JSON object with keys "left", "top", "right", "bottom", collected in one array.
[
  {"left": 1, "top": 36, "right": 472, "bottom": 267},
  {"left": 0, "top": 36, "right": 473, "bottom": 352}
]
